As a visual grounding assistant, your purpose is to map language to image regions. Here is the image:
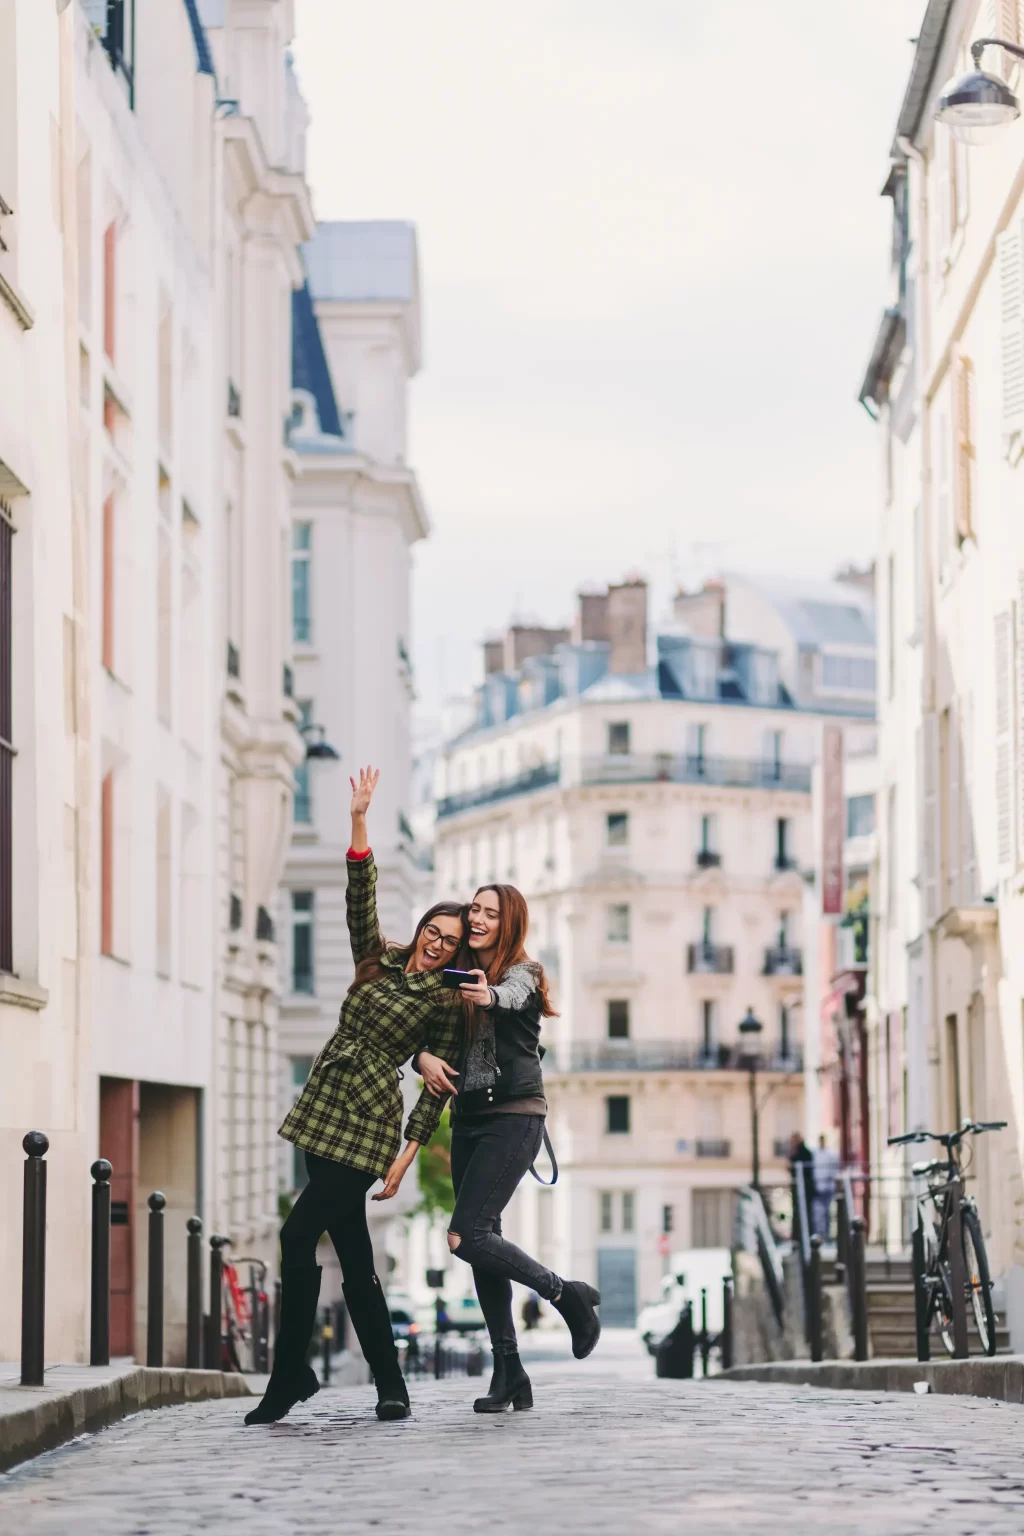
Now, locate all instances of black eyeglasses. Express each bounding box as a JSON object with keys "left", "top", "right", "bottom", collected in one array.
[{"left": 422, "top": 923, "right": 461, "bottom": 954}]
